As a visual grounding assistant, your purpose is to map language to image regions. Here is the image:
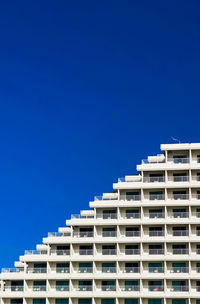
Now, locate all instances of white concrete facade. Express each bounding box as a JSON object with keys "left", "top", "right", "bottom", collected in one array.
[{"left": 1, "top": 143, "right": 200, "bottom": 304}]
